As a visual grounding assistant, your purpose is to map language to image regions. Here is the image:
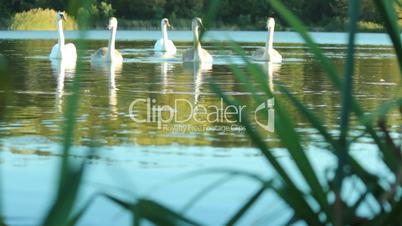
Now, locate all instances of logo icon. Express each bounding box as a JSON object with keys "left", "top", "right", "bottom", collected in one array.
[{"left": 254, "top": 98, "right": 275, "bottom": 132}]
